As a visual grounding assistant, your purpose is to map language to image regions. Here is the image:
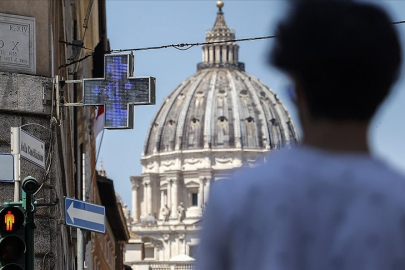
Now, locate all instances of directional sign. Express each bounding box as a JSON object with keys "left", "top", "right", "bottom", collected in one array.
[
  {"left": 20, "top": 129, "right": 45, "bottom": 169},
  {"left": 65, "top": 197, "right": 105, "bottom": 233},
  {"left": 0, "top": 153, "right": 14, "bottom": 182},
  {"left": 83, "top": 53, "right": 156, "bottom": 129}
]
